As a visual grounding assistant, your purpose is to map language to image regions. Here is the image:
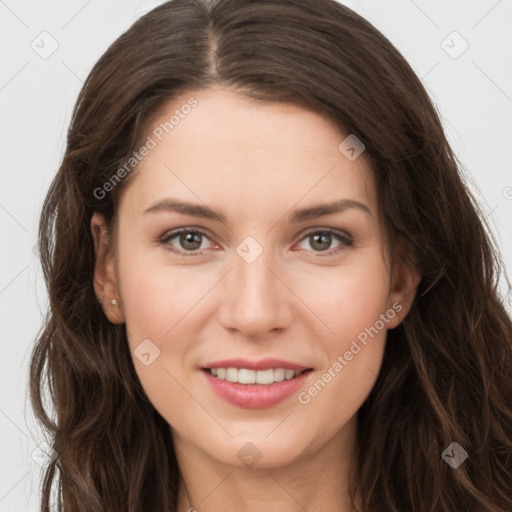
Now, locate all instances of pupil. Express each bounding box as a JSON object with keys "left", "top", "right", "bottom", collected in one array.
[
  {"left": 311, "top": 233, "right": 330, "bottom": 251},
  {"left": 181, "top": 232, "right": 202, "bottom": 250}
]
